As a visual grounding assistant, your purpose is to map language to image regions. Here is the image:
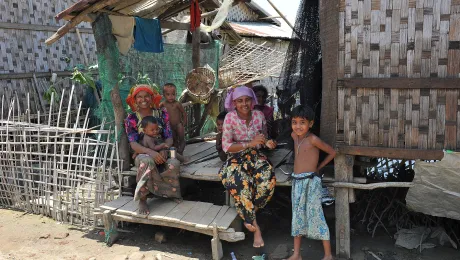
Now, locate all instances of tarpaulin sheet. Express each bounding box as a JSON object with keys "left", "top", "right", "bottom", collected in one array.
[{"left": 406, "top": 151, "right": 460, "bottom": 220}]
